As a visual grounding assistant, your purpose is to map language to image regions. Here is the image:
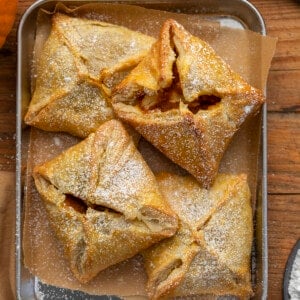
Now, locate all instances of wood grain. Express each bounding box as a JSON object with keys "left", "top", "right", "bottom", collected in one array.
[
  {"left": 0, "top": 11, "right": 17, "bottom": 172},
  {"left": 267, "top": 70, "right": 300, "bottom": 112},
  {"left": 268, "top": 112, "right": 300, "bottom": 194},
  {"left": 252, "top": 0, "right": 300, "bottom": 71},
  {"left": 0, "top": 0, "right": 31, "bottom": 172},
  {"left": 253, "top": 1, "right": 300, "bottom": 116},
  {"left": 0, "top": 0, "right": 299, "bottom": 299}
]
